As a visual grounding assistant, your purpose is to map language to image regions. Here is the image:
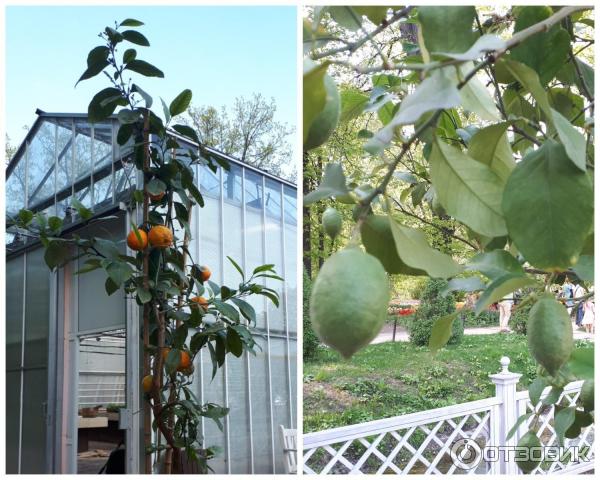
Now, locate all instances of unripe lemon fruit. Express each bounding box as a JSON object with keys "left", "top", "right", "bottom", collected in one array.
[
  {"left": 322, "top": 207, "right": 342, "bottom": 239},
  {"left": 190, "top": 296, "right": 209, "bottom": 311},
  {"left": 310, "top": 247, "right": 389, "bottom": 358},
  {"left": 516, "top": 431, "right": 541, "bottom": 473},
  {"left": 142, "top": 374, "right": 154, "bottom": 393},
  {"left": 148, "top": 225, "right": 173, "bottom": 248},
  {"left": 527, "top": 296, "right": 573, "bottom": 376},
  {"left": 304, "top": 59, "right": 340, "bottom": 151},
  {"left": 127, "top": 229, "right": 148, "bottom": 251}
]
